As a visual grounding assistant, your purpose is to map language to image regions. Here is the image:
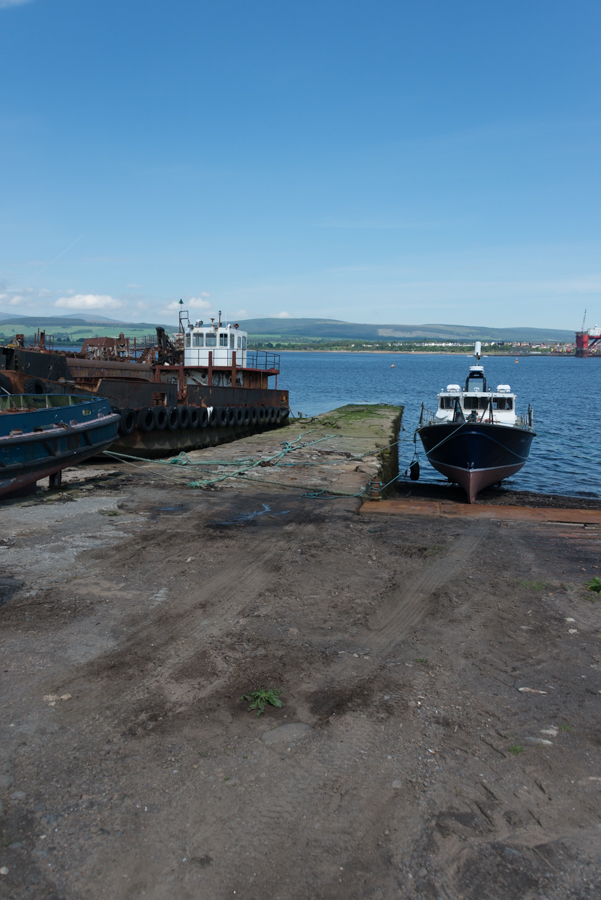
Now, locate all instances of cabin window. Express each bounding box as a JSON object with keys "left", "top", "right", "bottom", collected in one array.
[
  {"left": 493, "top": 397, "right": 513, "bottom": 410},
  {"left": 185, "top": 333, "right": 191, "bottom": 348},
  {"left": 236, "top": 335, "right": 241, "bottom": 348},
  {"left": 440, "top": 397, "right": 456, "bottom": 409},
  {"left": 219, "top": 333, "right": 228, "bottom": 347},
  {"left": 206, "top": 332, "right": 217, "bottom": 347},
  {"left": 192, "top": 333, "right": 204, "bottom": 348},
  {"left": 230, "top": 333, "right": 235, "bottom": 349},
  {"left": 242, "top": 335, "right": 247, "bottom": 350},
  {"left": 464, "top": 396, "right": 489, "bottom": 410}
]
